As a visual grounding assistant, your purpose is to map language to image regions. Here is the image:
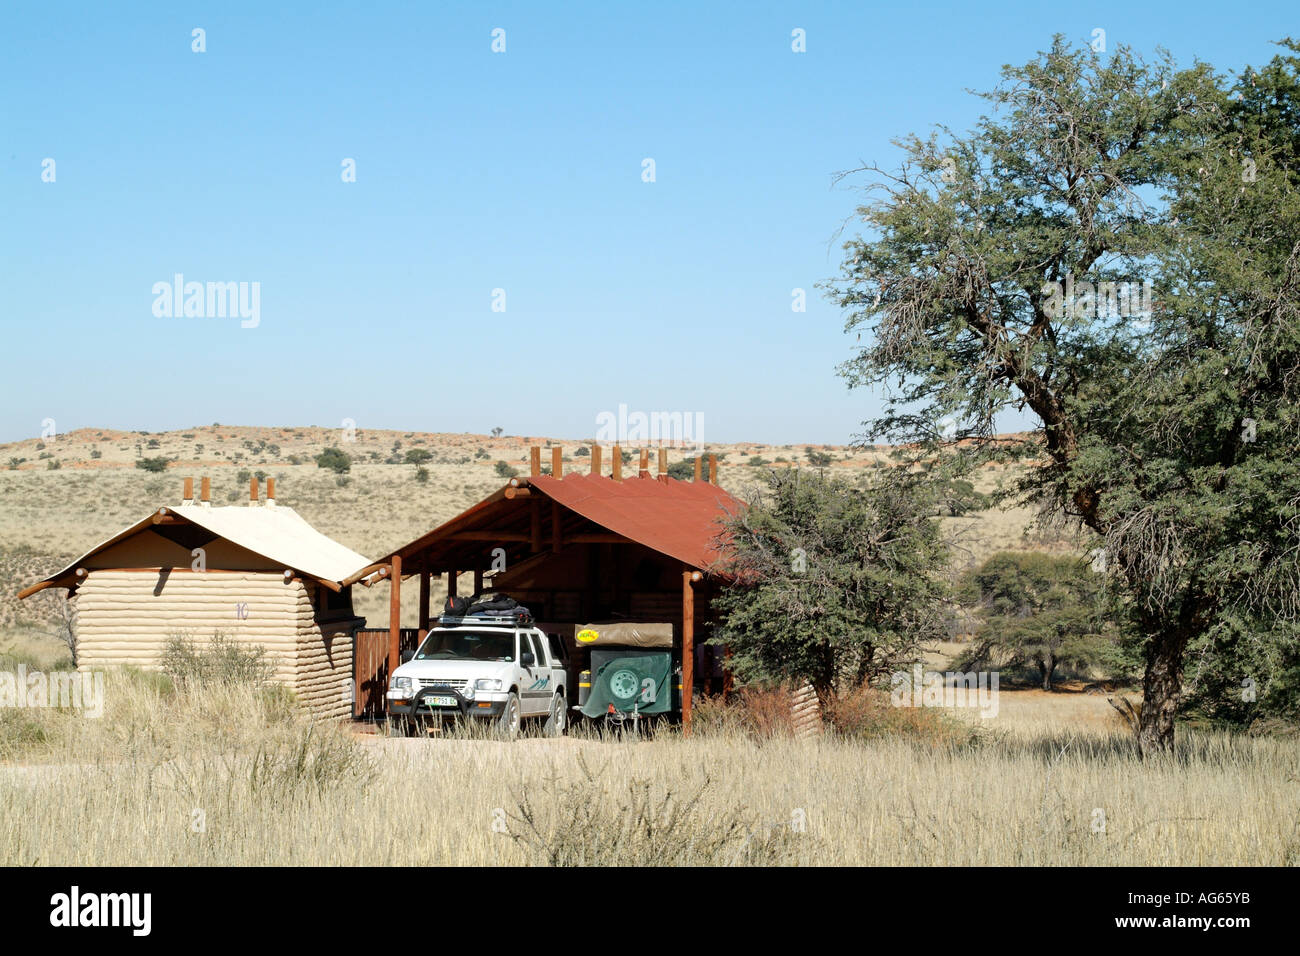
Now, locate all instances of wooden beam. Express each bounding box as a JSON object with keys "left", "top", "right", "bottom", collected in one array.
[
  {"left": 552, "top": 446, "right": 563, "bottom": 478},
  {"left": 387, "top": 553, "right": 402, "bottom": 687},
  {"left": 450, "top": 531, "right": 529, "bottom": 542},
  {"left": 343, "top": 561, "right": 390, "bottom": 587},
  {"left": 591, "top": 444, "right": 602, "bottom": 476},
  {"left": 709, "top": 454, "right": 717, "bottom": 484},
  {"left": 612, "top": 445, "right": 623, "bottom": 481},
  {"left": 530, "top": 498, "right": 542, "bottom": 552},
  {"left": 530, "top": 446, "right": 541, "bottom": 478},
  {"left": 568, "top": 532, "right": 631, "bottom": 544},
  {"left": 658, "top": 448, "right": 668, "bottom": 476},
  {"left": 503, "top": 486, "right": 531, "bottom": 499},
  {"left": 693, "top": 456, "right": 702, "bottom": 482},
  {"left": 17, "top": 579, "right": 58, "bottom": 600},
  {"left": 551, "top": 500, "right": 563, "bottom": 552},
  {"left": 473, "top": 568, "right": 484, "bottom": 596},
  {"left": 682, "top": 569, "right": 696, "bottom": 737},
  {"left": 447, "top": 568, "right": 457, "bottom": 598}
]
